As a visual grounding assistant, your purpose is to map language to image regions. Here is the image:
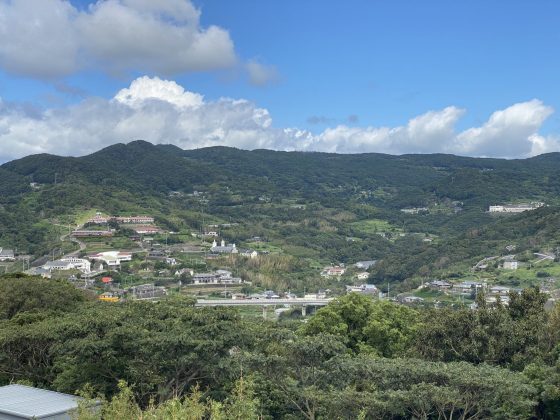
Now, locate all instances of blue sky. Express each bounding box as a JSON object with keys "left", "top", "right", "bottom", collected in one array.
[{"left": 1, "top": 0, "right": 560, "bottom": 161}]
